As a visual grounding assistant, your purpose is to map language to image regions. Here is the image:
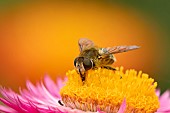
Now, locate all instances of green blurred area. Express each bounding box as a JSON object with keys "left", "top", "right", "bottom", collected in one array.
[
  {"left": 0, "top": 0, "right": 169, "bottom": 92},
  {"left": 114, "top": 0, "right": 170, "bottom": 92}
]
